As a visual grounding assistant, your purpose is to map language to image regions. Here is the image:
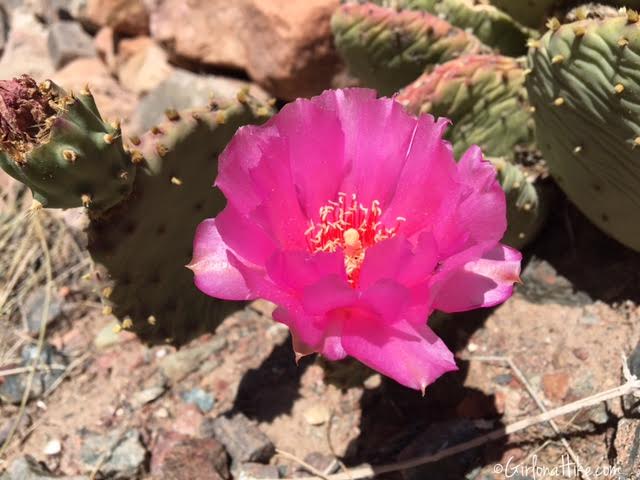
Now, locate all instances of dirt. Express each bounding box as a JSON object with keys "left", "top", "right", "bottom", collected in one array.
[{"left": 1, "top": 184, "right": 640, "bottom": 479}]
